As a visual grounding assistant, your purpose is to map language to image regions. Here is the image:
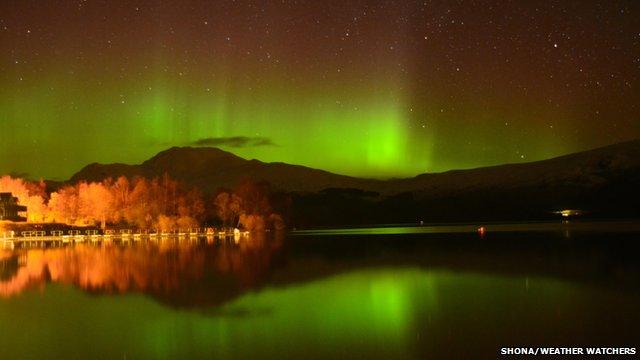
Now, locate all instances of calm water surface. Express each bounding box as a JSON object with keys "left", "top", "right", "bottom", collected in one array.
[{"left": 0, "top": 222, "right": 639, "bottom": 359}]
